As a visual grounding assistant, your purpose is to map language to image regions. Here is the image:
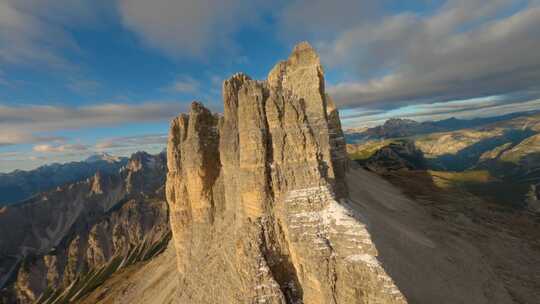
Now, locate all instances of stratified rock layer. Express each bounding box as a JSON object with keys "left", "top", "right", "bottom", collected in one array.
[{"left": 166, "top": 42, "right": 406, "bottom": 303}]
